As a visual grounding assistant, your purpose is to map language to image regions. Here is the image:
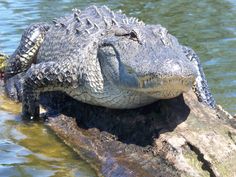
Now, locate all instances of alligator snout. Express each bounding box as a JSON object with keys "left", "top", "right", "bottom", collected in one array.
[
  {"left": 137, "top": 57, "right": 197, "bottom": 98},
  {"left": 160, "top": 58, "right": 197, "bottom": 81}
]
